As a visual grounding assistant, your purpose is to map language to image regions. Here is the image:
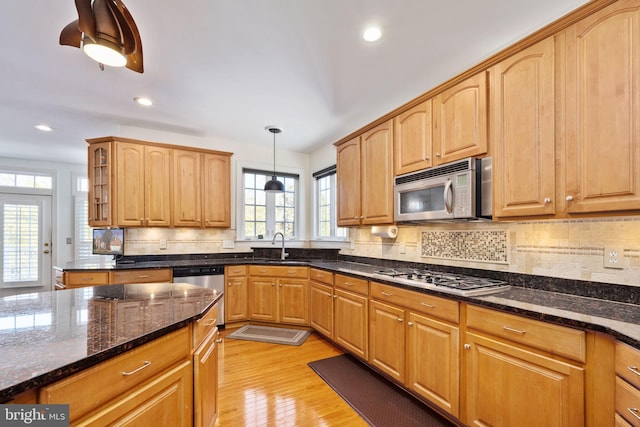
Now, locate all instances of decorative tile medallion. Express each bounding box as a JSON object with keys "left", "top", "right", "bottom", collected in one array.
[{"left": 421, "top": 229, "right": 508, "bottom": 263}]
